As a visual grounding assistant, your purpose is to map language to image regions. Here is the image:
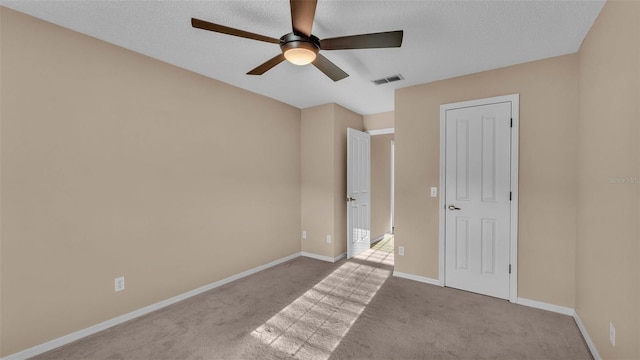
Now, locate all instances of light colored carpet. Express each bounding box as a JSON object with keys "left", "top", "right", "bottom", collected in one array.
[
  {"left": 31, "top": 242, "right": 592, "bottom": 360},
  {"left": 371, "top": 234, "right": 394, "bottom": 253}
]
